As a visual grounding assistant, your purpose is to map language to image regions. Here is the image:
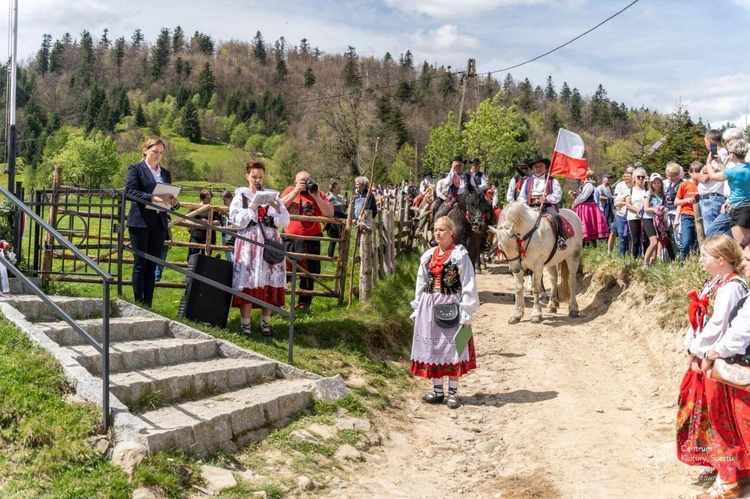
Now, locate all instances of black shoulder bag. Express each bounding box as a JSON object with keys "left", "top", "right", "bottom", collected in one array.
[
  {"left": 434, "top": 303, "right": 460, "bottom": 329},
  {"left": 243, "top": 195, "right": 286, "bottom": 265}
]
